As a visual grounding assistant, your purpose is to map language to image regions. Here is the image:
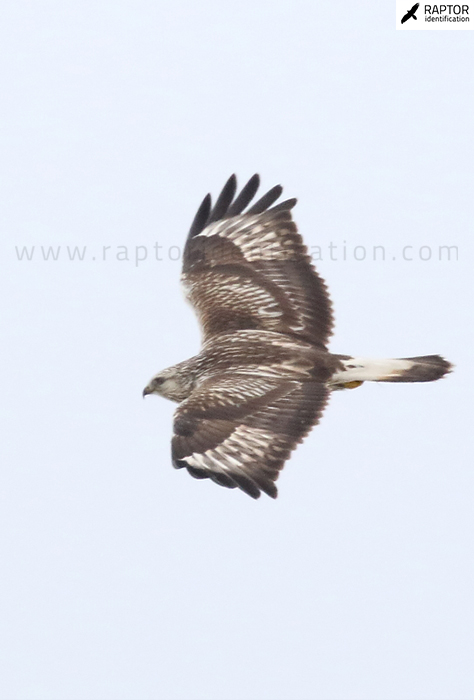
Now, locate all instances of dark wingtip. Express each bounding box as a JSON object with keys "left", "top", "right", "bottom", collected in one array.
[
  {"left": 187, "top": 174, "right": 295, "bottom": 238},
  {"left": 265, "top": 483, "right": 278, "bottom": 499},
  {"left": 188, "top": 193, "right": 212, "bottom": 239},
  {"left": 208, "top": 174, "right": 237, "bottom": 224},
  {"left": 174, "top": 455, "right": 280, "bottom": 500},
  {"left": 247, "top": 184, "right": 283, "bottom": 215},
  {"left": 173, "top": 458, "right": 188, "bottom": 470},
  {"left": 231, "top": 473, "right": 261, "bottom": 499},
  {"left": 227, "top": 174, "right": 260, "bottom": 217},
  {"left": 268, "top": 197, "right": 297, "bottom": 213}
]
